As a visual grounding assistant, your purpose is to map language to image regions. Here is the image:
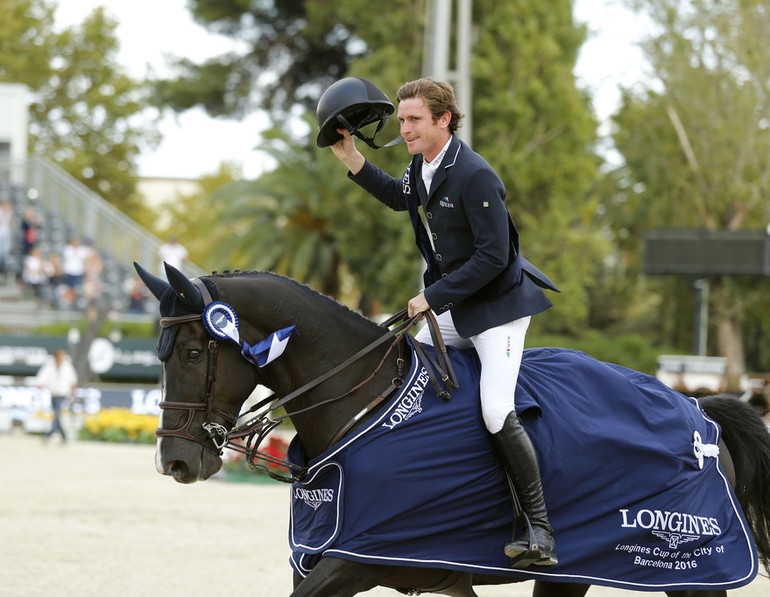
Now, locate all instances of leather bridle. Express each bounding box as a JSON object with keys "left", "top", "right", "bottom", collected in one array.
[
  {"left": 154, "top": 279, "right": 241, "bottom": 452},
  {"left": 155, "top": 308, "right": 414, "bottom": 454},
  {"left": 155, "top": 337, "right": 240, "bottom": 451},
  {"left": 154, "top": 278, "right": 458, "bottom": 483}
]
